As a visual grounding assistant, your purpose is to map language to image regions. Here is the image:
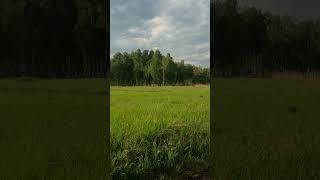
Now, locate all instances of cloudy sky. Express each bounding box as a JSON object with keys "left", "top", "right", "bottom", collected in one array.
[{"left": 110, "top": 0, "right": 210, "bottom": 67}]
